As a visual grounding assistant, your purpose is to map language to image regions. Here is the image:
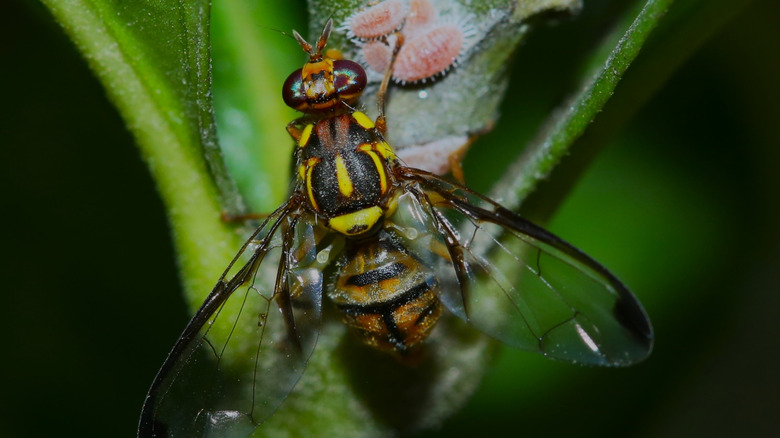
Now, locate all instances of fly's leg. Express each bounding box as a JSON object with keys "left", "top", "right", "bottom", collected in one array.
[
  {"left": 448, "top": 122, "right": 495, "bottom": 184},
  {"left": 375, "top": 33, "right": 404, "bottom": 135},
  {"left": 287, "top": 120, "right": 302, "bottom": 142},
  {"left": 447, "top": 139, "right": 471, "bottom": 186},
  {"left": 221, "top": 211, "right": 270, "bottom": 223}
]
